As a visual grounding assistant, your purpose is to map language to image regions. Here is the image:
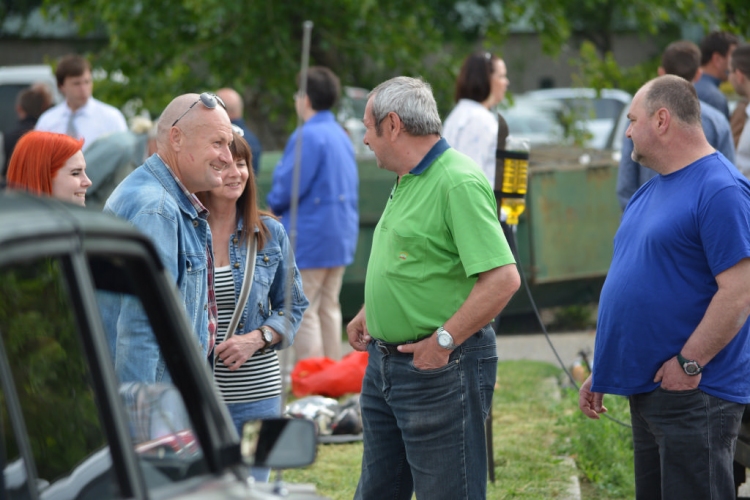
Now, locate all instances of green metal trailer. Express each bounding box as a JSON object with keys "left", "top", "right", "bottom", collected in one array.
[{"left": 257, "top": 146, "right": 622, "bottom": 320}]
